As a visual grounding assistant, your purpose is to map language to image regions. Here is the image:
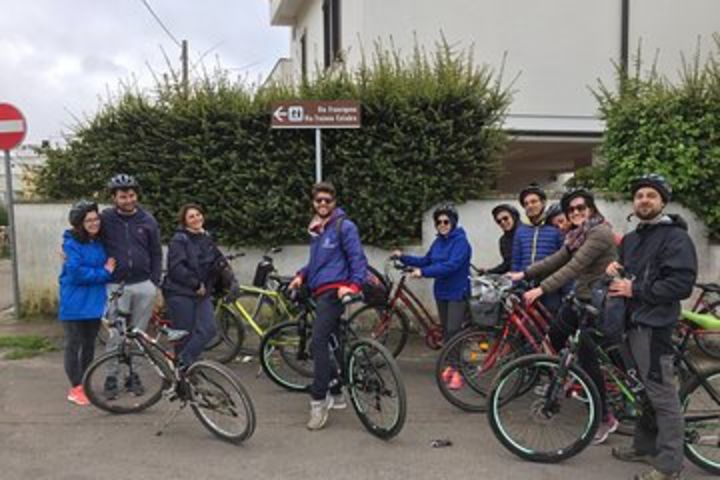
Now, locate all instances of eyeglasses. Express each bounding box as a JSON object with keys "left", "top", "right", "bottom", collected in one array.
[
  {"left": 567, "top": 204, "right": 588, "bottom": 214},
  {"left": 495, "top": 215, "right": 512, "bottom": 224},
  {"left": 83, "top": 218, "right": 101, "bottom": 225},
  {"left": 313, "top": 197, "right": 335, "bottom": 205},
  {"left": 436, "top": 219, "right": 451, "bottom": 226}
]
